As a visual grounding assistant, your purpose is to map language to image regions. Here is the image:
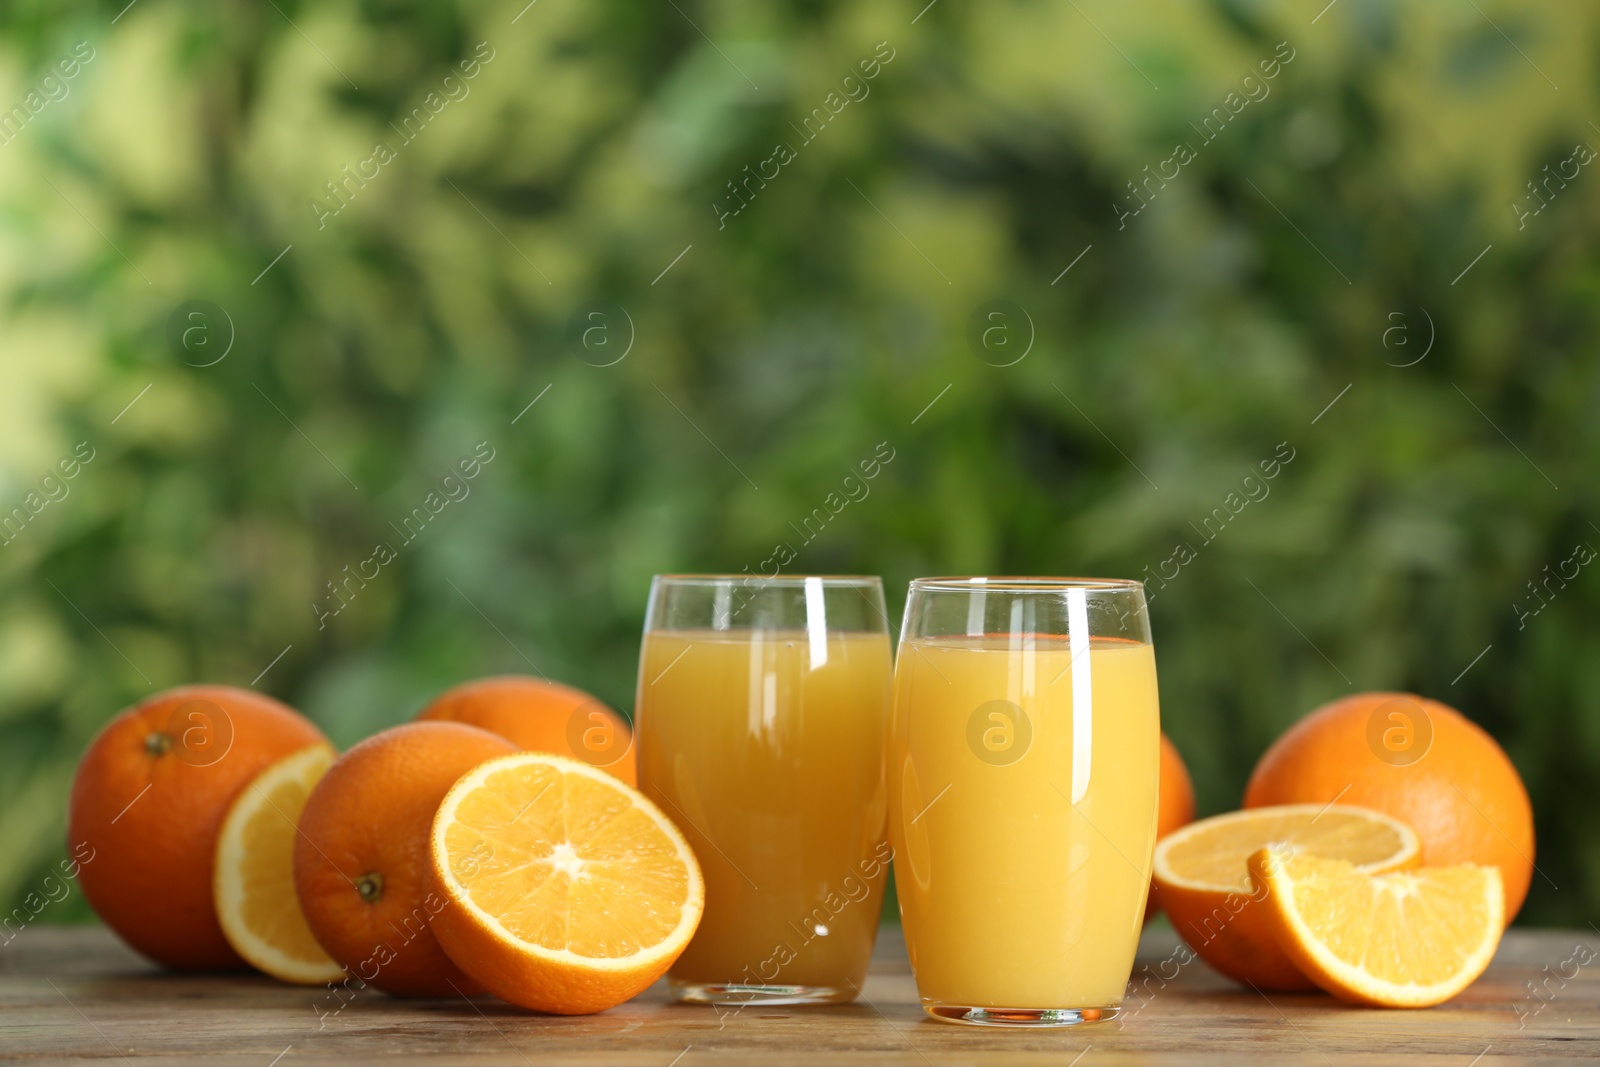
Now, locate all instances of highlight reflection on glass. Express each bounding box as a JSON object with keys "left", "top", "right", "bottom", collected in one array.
[
  {"left": 636, "top": 575, "right": 892, "bottom": 1004},
  {"left": 889, "top": 577, "right": 1161, "bottom": 1027}
]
